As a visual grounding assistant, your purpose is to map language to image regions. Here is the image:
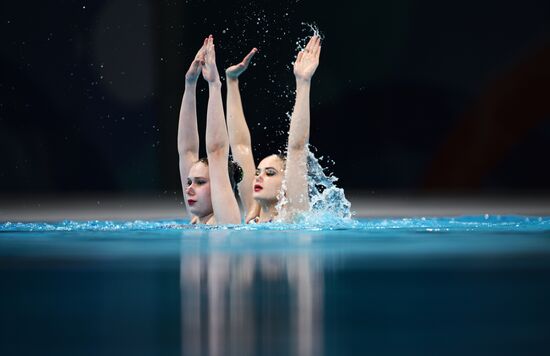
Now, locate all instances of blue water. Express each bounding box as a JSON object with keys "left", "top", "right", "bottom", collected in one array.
[
  {"left": 2, "top": 214, "right": 548, "bottom": 232},
  {"left": 1, "top": 216, "right": 549, "bottom": 356}
]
